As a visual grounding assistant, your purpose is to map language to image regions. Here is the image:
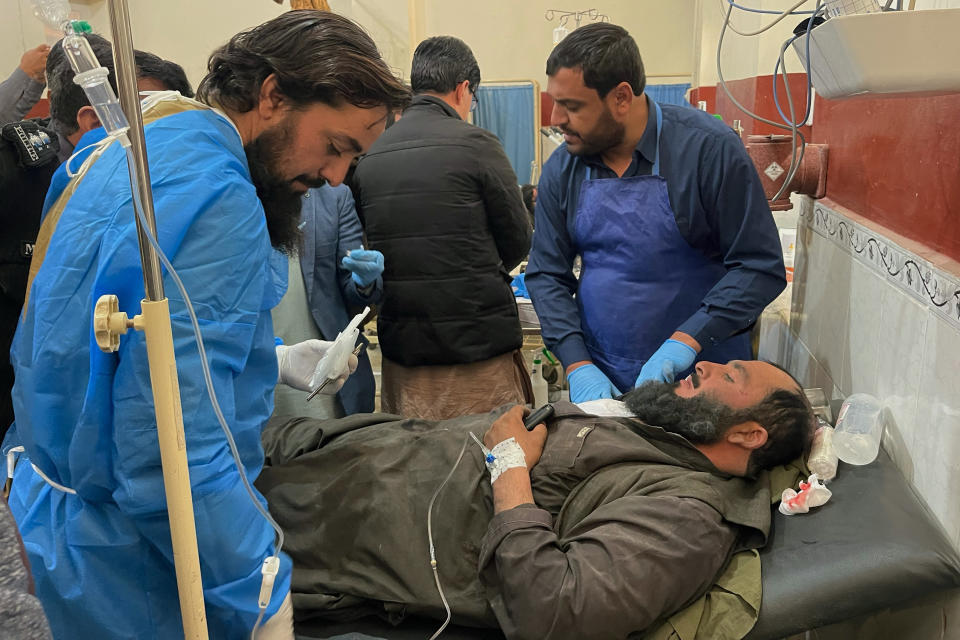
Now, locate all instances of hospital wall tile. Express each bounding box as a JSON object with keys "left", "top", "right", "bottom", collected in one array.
[
  {"left": 797, "top": 192, "right": 815, "bottom": 220},
  {"left": 914, "top": 314, "right": 960, "bottom": 546},
  {"left": 791, "top": 223, "right": 830, "bottom": 350},
  {"left": 956, "top": 517, "right": 960, "bottom": 557},
  {"left": 789, "top": 199, "right": 960, "bottom": 550},
  {"left": 813, "top": 237, "right": 851, "bottom": 384},
  {"left": 875, "top": 287, "right": 929, "bottom": 485},
  {"left": 807, "top": 357, "right": 837, "bottom": 400},
  {"left": 791, "top": 229, "right": 809, "bottom": 273},
  {"left": 881, "top": 406, "right": 915, "bottom": 485},
  {"left": 784, "top": 332, "right": 838, "bottom": 394},
  {"left": 829, "top": 384, "right": 845, "bottom": 425},
  {"left": 757, "top": 280, "right": 792, "bottom": 367},
  {"left": 838, "top": 261, "right": 883, "bottom": 396},
  {"left": 786, "top": 337, "right": 810, "bottom": 387},
  {"left": 805, "top": 251, "right": 833, "bottom": 354},
  {"left": 775, "top": 323, "right": 792, "bottom": 367},
  {"left": 757, "top": 314, "right": 787, "bottom": 365},
  {"left": 789, "top": 224, "right": 815, "bottom": 345}
]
